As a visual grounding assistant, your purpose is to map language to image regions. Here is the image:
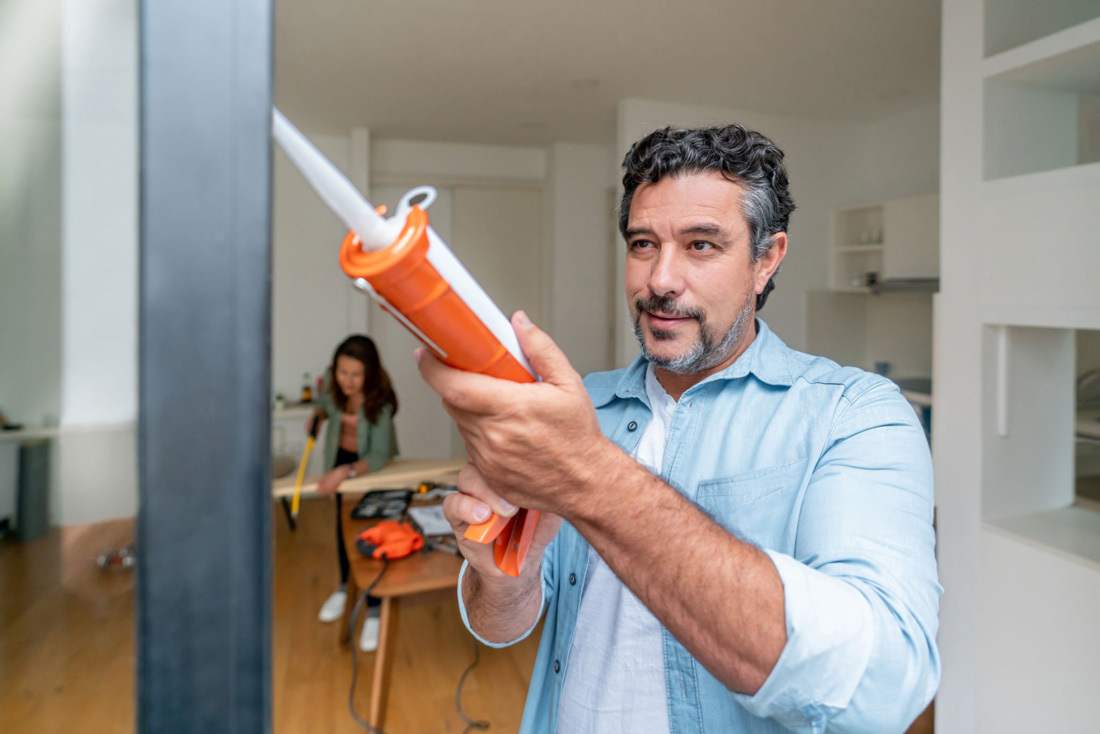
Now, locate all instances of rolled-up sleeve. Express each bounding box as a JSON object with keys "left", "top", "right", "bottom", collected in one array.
[{"left": 732, "top": 383, "right": 941, "bottom": 734}]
